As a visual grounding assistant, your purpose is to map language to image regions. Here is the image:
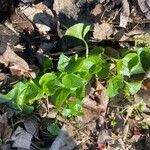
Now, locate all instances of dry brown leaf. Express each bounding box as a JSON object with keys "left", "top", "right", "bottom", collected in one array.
[
  {"left": 0, "top": 45, "right": 35, "bottom": 77},
  {"left": 35, "top": 2, "right": 48, "bottom": 11},
  {"left": 11, "top": 127, "right": 33, "bottom": 149},
  {"left": 82, "top": 81, "right": 109, "bottom": 123},
  {"left": 138, "top": 0, "right": 150, "bottom": 19},
  {"left": 93, "top": 23, "right": 113, "bottom": 40},
  {"left": 135, "top": 80, "right": 150, "bottom": 108},
  {"left": 119, "top": 0, "right": 130, "bottom": 28},
  {"left": 91, "top": 3, "right": 103, "bottom": 16},
  {"left": 83, "top": 96, "right": 105, "bottom": 123},
  {"left": 50, "top": 125, "right": 77, "bottom": 150},
  {"left": 24, "top": 118, "right": 39, "bottom": 136},
  {"left": 10, "top": 8, "right": 33, "bottom": 33},
  {"left": 0, "top": 73, "right": 7, "bottom": 81},
  {"left": 0, "top": 113, "right": 12, "bottom": 141},
  {"left": 20, "top": 5, "right": 54, "bottom": 33},
  {"left": 97, "top": 129, "right": 112, "bottom": 144}
]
